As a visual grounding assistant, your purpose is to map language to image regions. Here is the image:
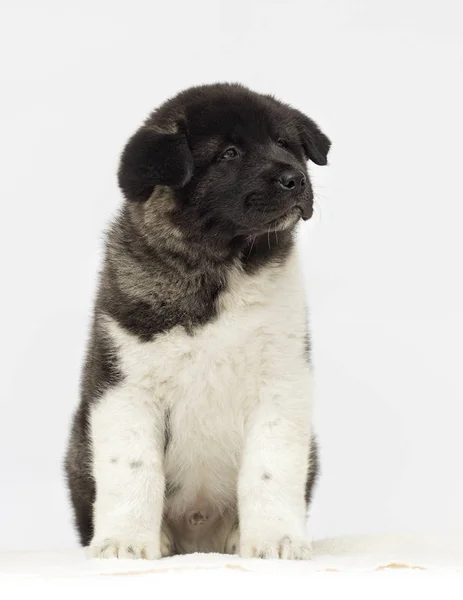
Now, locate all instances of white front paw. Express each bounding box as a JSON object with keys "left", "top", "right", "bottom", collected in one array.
[
  {"left": 90, "top": 537, "right": 161, "bottom": 560},
  {"left": 240, "top": 533, "right": 312, "bottom": 560}
]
